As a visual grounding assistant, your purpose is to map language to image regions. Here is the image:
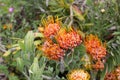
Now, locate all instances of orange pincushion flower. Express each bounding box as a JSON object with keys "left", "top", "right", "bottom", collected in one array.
[
  {"left": 84, "top": 34, "right": 101, "bottom": 53},
  {"left": 105, "top": 72, "right": 116, "bottom": 80},
  {"left": 42, "top": 40, "right": 64, "bottom": 60},
  {"left": 67, "top": 69, "right": 90, "bottom": 80},
  {"left": 84, "top": 34, "right": 106, "bottom": 60},
  {"left": 92, "top": 60, "right": 104, "bottom": 70},
  {"left": 104, "top": 66, "right": 120, "bottom": 80},
  {"left": 56, "top": 28, "right": 82, "bottom": 50},
  {"left": 90, "top": 46, "right": 106, "bottom": 60},
  {"left": 115, "top": 66, "right": 120, "bottom": 80},
  {"left": 43, "top": 16, "right": 61, "bottom": 38}
]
